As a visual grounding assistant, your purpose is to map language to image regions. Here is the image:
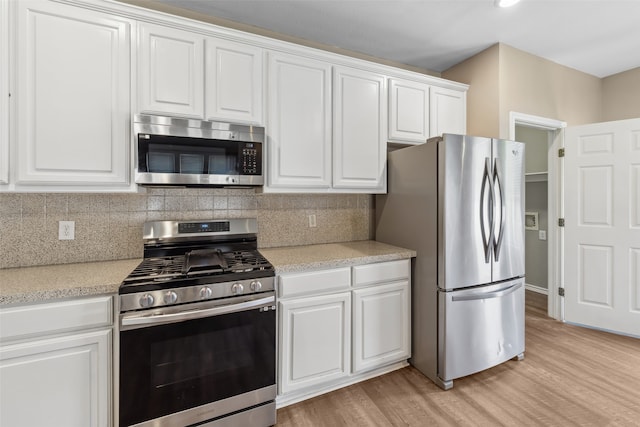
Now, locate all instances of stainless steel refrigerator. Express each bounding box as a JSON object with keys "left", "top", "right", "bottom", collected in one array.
[{"left": 376, "top": 134, "right": 525, "bottom": 390}]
